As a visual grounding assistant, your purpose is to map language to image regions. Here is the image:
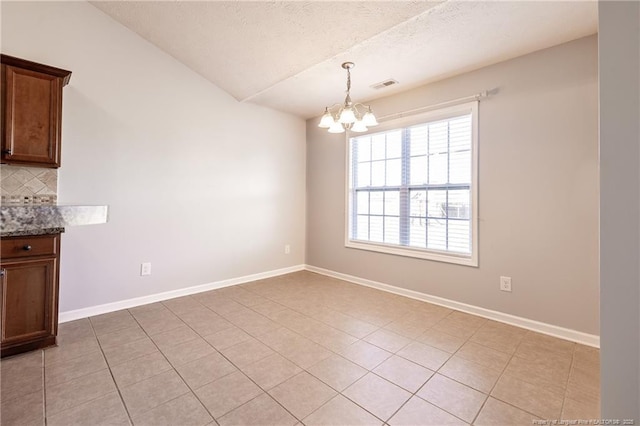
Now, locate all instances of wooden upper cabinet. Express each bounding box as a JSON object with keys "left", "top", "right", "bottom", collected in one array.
[{"left": 1, "top": 54, "right": 71, "bottom": 168}]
